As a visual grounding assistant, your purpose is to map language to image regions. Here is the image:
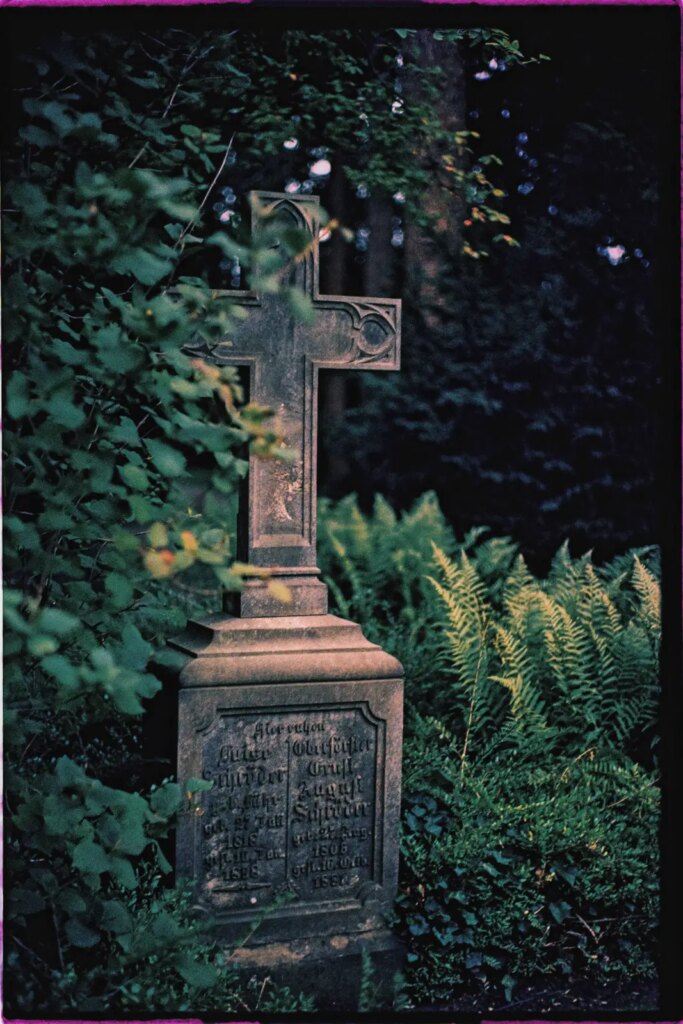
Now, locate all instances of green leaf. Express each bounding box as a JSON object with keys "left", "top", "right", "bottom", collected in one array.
[
  {"left": 6, "top": 372, "right": 31, "bottom": 419},
  {"left": 10, "top": 887, "right": 47, "bottom": 915},
  {"left": 42, "top": 653, "right": 79, "bottom": 689},
  {"left": 286, "top": 286, "right": 316, "bottom": 324},
  {"left": 205, "top": 232, "right": 249, "bottom": 261},
  {"left": 549, "top": 900, "right": 572, "bottom": 924},
  {"left": 145, "top": 440, "right": 186, "bottom": 478},
  {"left": 111, "top": 417, "right": 141, "bottom": 447},
  {"left": 150, "top": 782, "right": 182, "bottom": 818},
  {"left": 280, "top": 228, "right": 312, "bottom": 255},
  {"left": 111, "top": 248, "right": 174, "bottom": 286},
  {"left": 185, "top": 777, "right": 214, "bottom": 794},
  {"left": 65, "top": 917, "right": 101, "bottom": 948},
  {"left": 148, "top": 521, "right": 169, "bottom": 547},
  {"left": 11, "top": 181, "right": 49, "bottom": 217},
  {"left": 105, "top": 571, "right": 134, "bottom": 610},
  {"left": 28, "top": 634, "right": 59, "bottom": 657},
  {"left": 57, "top": 889, "right": 87, "bottom": 915},
  {"left": 101, "top": 899, "right": 133, "bottom": 935},
  {"left": 46, "top": 389, "right": 86, "bottom": 430},
  {"left": 121, "top": 463, "right": 150, "bottom": 491},
  {"left": 72, "top": 839, "right": 110, "bottom": 875},
  {"left": 19, "top": 124, "right": 54, "bottom": 148},
  {"left": 107, "top": 855, "right": 137, "bottom": 890},
  {"left": 151, "top": 910, "right": 181, "bottom": 942},
  {"left": 175, "top": 954, "right": 218, "bottom": 989},
  {"left": 119, "top": 623, "right": 153, "bottom": 670},
  {"left": 56, "top": 755, "right": 86, "bottom": 788},
  {"left": 37, "top": 607, "right": 79, "bottom": 636},
  {"left": 128, "top": 495, "right": 156, "bottom": 522},
  {"left": 37, "top": 508, "right": 73, "bottom": 531},
  {"left": 41, "top": 100, "right": 74, "bottom": 136}
]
